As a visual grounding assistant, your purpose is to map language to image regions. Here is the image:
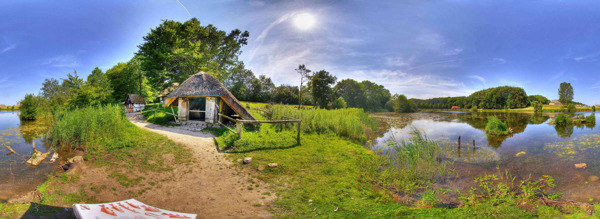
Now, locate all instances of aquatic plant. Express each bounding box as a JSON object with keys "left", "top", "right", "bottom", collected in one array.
[
  {"left": 376, "top": 129, "right": 454, "bottom": 194},
  {"left": 553, "top": 113, "right": 571, "bottom": 125},
  {"left": 585, "top": 113, "right": 595, "bottom": 124},
  {"left": 269, "top": 105, "right": 377, "bottom": 143},
  {"left": 485, "top": 116, "right": 510, "bottom": 135}
]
